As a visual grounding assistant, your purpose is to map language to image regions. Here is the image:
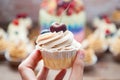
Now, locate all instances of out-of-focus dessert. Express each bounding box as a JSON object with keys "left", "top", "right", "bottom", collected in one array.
[
  {"left": 82, "top": 30, "right": 108, "bottom": 59},
  {"left": 93, "top": 16, "right": 117, "bottom": 39},
  {"left": 39, "top": 0, "right": 86, "bottom": 42},
  {"left": 5, "top": 41, "right": 28, "bottom": 66},
  {"left": 36, "top": 22, "right": 83, "bottom": 69},
  {"left": 8, "top": 19, "right": 29, "bottom": 42},
  {"left": 8, "top": 14, "right": 32, "bottom": 43},
  {"left": 112, "top": 8, "right": 120, "bottom": 28},
  {"left": 109, "top": 29, "right": 120, "bottom": 62},
  {"left": 84, "top": 48, "right": 97, "bottom": 71},
  {"left": 0, "top": 28, "right": 7, "bottom": 60}
]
